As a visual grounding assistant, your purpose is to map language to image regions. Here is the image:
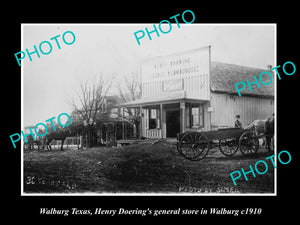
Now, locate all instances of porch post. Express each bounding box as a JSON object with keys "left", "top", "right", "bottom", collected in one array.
[
  {"left": 122, "top": 107, "right": 125, "bottom": 140},
  {"left": 180, "top": 101, "right": 185, "bottom": 133},
  {"left": 139, "top": 106, "right": 143, "bottom": 138},
  {"left": 160, "top": 103, "right": 163, "bottom": 138}
]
